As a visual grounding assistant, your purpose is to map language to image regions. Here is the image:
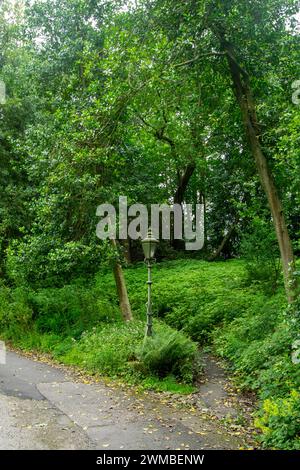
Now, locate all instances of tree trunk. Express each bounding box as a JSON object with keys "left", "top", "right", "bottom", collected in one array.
[
  {"left": 200, "top": 191, "right": 207, "bottom": 250},
  {"left": 172, "top": 161, "right": 196, "bottom": 250},
  {"left": 174, "top": 161, "right": 196, "bottom": 205},
  {"left": 110, "top": 238, "right": 133, "bottom": 321},
  {"left": 121, "top": 237, "right": 132, "bottom": 264},
  {"left": 221, "top": 39, "right": 296, "bottom": 302},
  {"left": 209, "top": 224, "right": 236, "bottom": 261}
]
